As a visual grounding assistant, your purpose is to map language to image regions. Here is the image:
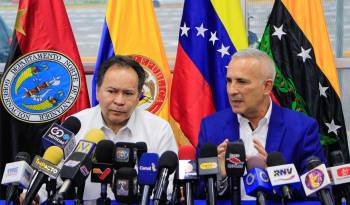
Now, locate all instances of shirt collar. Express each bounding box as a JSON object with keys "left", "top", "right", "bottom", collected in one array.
[{"left": 237, "top": 98, "right": 272, "bottom": 125}]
